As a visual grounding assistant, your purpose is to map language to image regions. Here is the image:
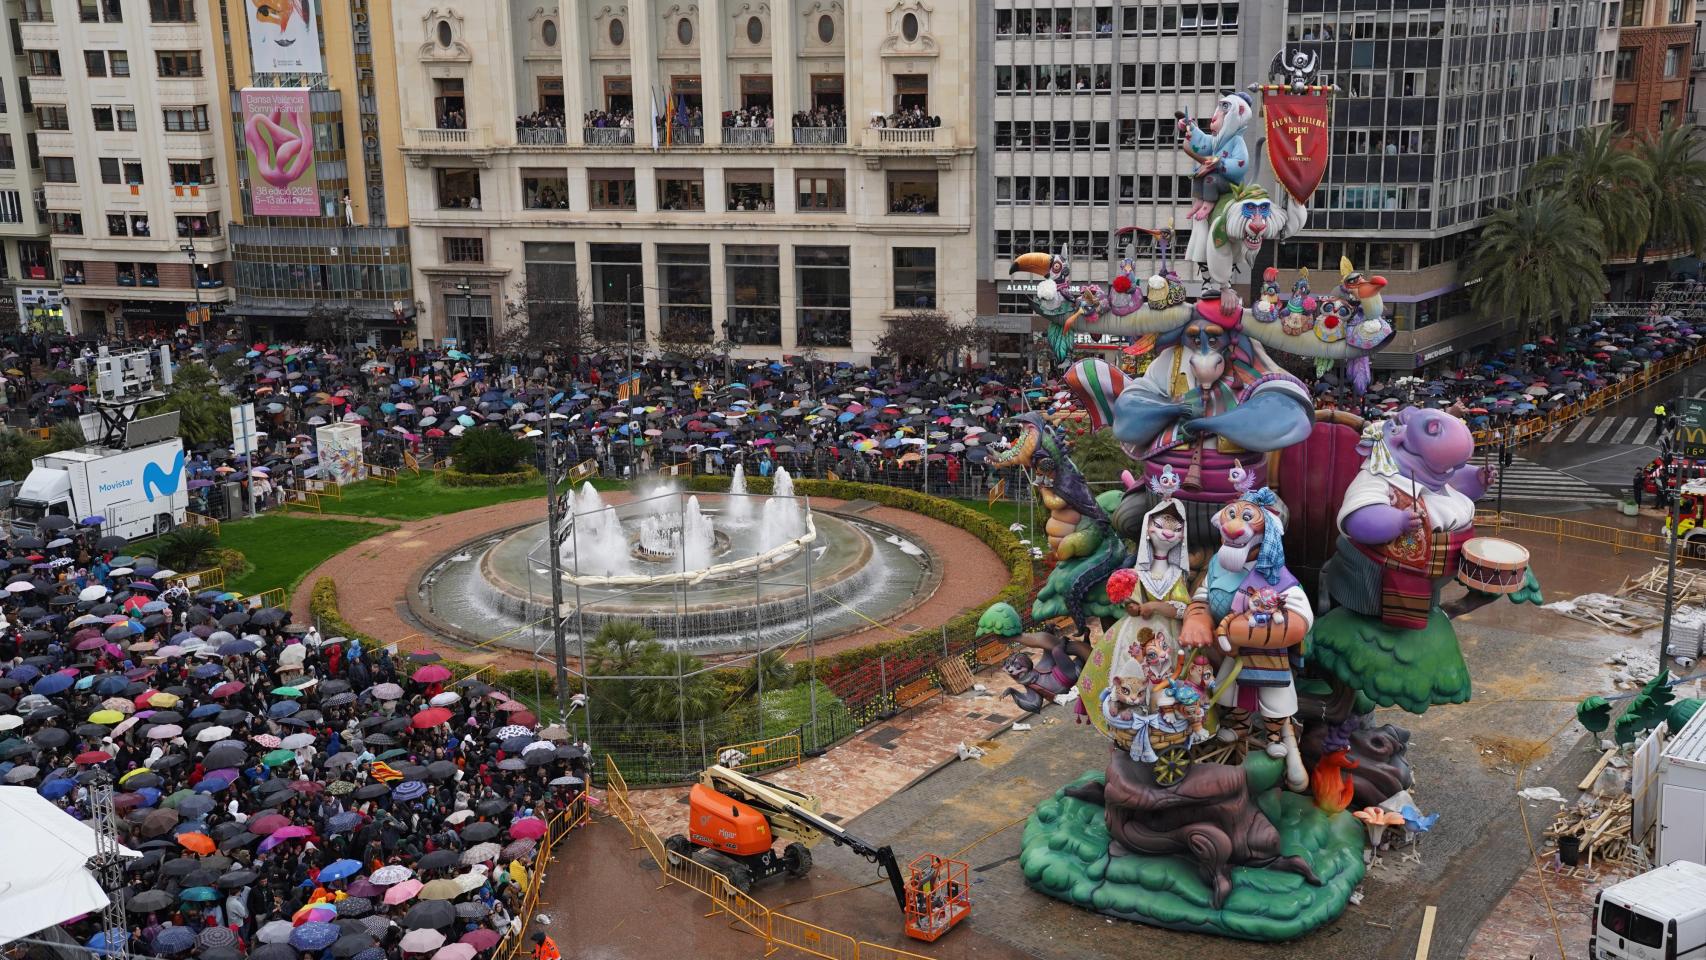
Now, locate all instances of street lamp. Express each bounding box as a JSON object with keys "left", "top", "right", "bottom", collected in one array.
[
  {"left": 179, "top": 240, "right": 204, "bottom": 331},
  {"left": 453, "top": 277, "right": 473, "bottom": 347}
]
